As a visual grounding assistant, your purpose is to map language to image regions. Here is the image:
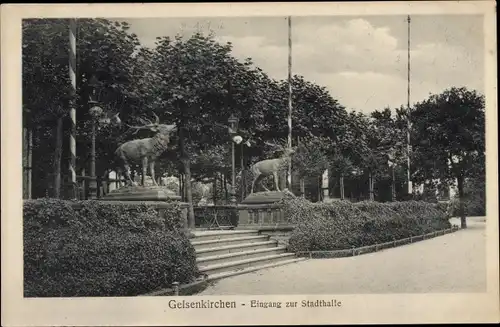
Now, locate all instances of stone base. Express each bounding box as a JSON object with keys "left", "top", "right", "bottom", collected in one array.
[
  {"left": 323, "top": 197, "right": 343, "bottom": 203},
  {"left": 101, "top": 185, "right": 181, "bottom": 202},
  {"left": 241, "top": 189, "right": 295, "bottom": 205}
]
